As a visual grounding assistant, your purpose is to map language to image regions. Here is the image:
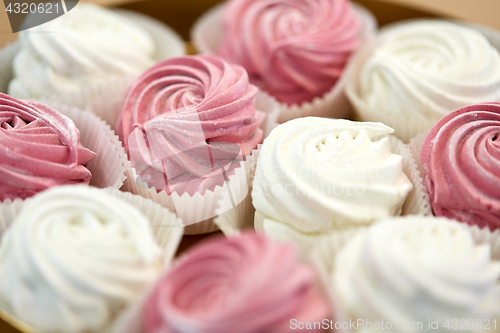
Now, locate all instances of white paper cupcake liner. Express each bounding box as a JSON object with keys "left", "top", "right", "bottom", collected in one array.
[
  {"left": 0, "top": 101, "right": 128, "bottom": 212},
  {"left": 345, "top": 19, "right": 500, "bottom": 143},
  {"left": 408, "top": 131, "right": 434, "bottom": 217},
  {"left": 308, "top": 220, "right": 500, "bottom": 333},
  {"left": 0, "top": 187, "right": 184, "bottom": 333},
  {"left": 390, "top": 136, "right": 433, "bottom": 216},
  {"left": 0, "top": 41, "right": 20, "bottom": 94},
  {"left": 470, "top": 226, "right": 500, "bottom": 261},
  {"left": 123, "top": 91, "right": 279, "bottom": 235},
  {"left": 214, "top": 144, "right": 262, "bottom": 236},
  {"left": 191, "top": 1, "right": 377, "bottom": 124},
  {"left": 41, "top": 100, "right": 128, "bottom": 190},
  {"left": 214, "top": 95, "right": 279, "bottom": 236},
  {"left": 3, "top": 10, "right": 186, "bottom": 131},
  {"left": 250, "top": 135, "right": 428, "bottom": 253},
  {"left": 124, "top": 158, "right": 246, "bottom": 236}
]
